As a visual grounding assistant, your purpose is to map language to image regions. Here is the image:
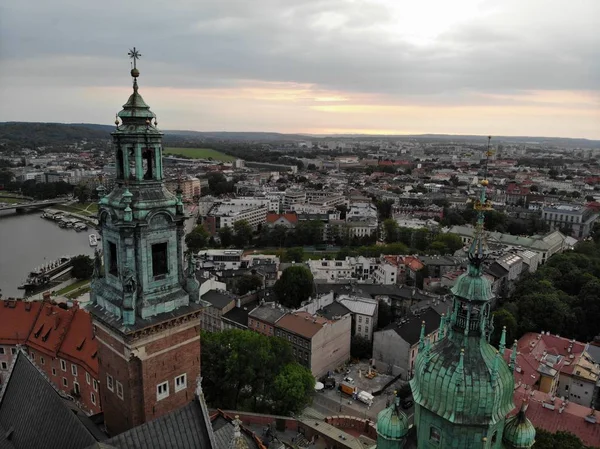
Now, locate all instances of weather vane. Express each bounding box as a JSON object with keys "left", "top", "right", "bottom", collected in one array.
[{"left": 128, "top": 47, "right": 141, "bottom": 70}]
